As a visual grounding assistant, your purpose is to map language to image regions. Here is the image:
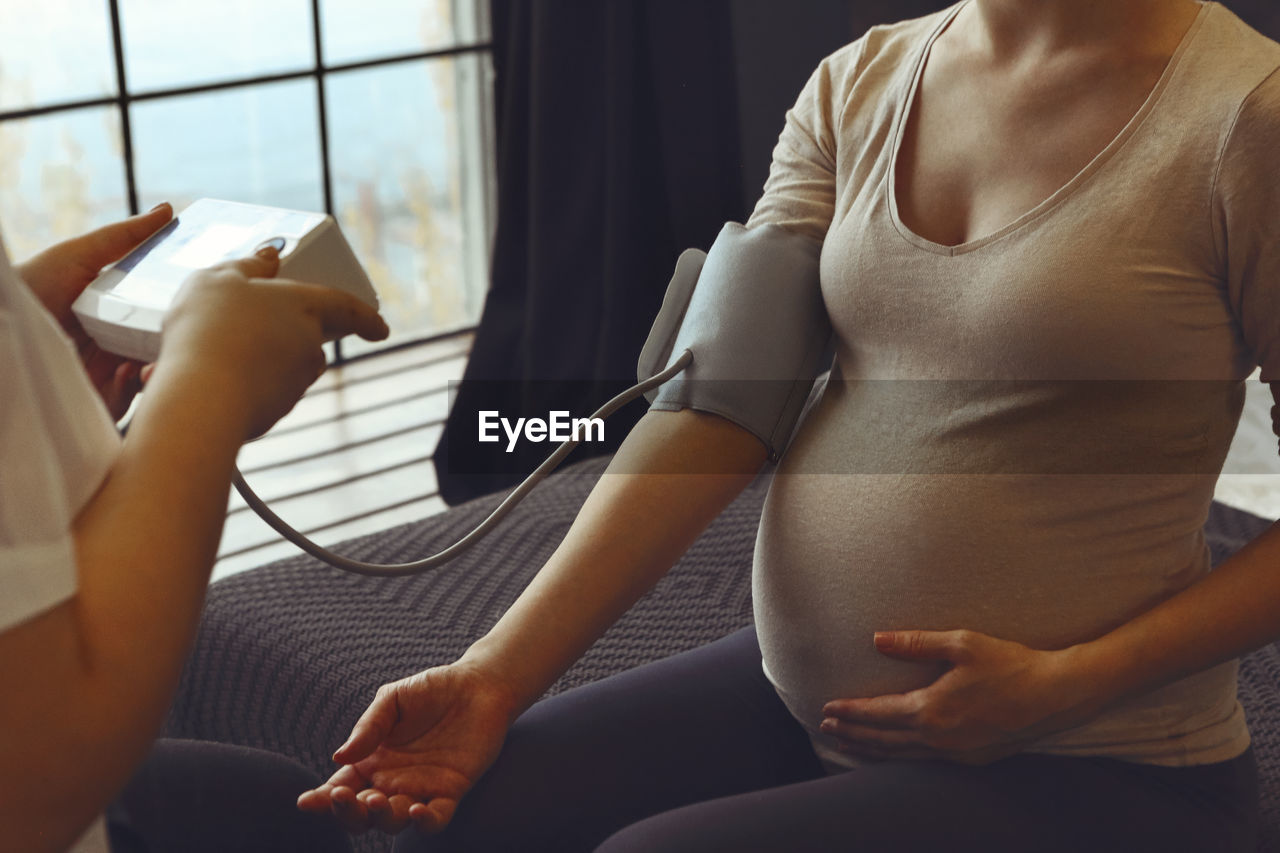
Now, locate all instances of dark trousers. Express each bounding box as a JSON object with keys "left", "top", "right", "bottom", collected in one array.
[
  {"left": 397, "top": 627, "right": 1259, "bottom": 853},
  {"left": 107, "top": 739, "right": 352, "bottom": 853}
]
